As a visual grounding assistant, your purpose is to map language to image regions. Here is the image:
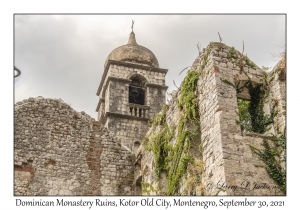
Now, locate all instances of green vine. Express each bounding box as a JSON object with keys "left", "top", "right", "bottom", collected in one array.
[
  {"left": 144, "top": 105, "right": 174, "bottom": 178},
  {"left": 167, "top": 115, "right": 199, "bottom": 195},
  {"left": 141, "top": 182, "right": 157, "bottom": 195},
  {"left": 143, "top": 45, "right": 211, "bottom": 195},
  {"left": 178, "top": 70, "right": 201, "bottom": 121},
  {"left": 221, "top": 70, "right": 277, "bottom": 134},
  {"left": 178, "top": 43, "right": 212, "bottom": 121},
  {"left": 166, "top": 68, "right": 202, "bottom": 195},
  {"left": 165, "top": 56, "right": 208, "bottom": 195},
  {"left": 144, "top": 43, "right": 284, "bottom": 196},
  {"left": 220, "top": 77, "right": 247, "bottom": 94},
  {"left": 246, "top": 70, "right": 285, "bottom": 194},
  {"left": 244, "top": 56, "right": 256, "bottom": 68},
  {"left": 247, "top": 79, "right": 277, "bottom": 133},
  {"left": 226, "top": 45, "right": 256, "bottom": 71},
  {"left": 220, "top": 78, "right": 238, "bottom": 90},
  {"left": 220, "top": 46, "right": 285, "bottom": 194},
  {"left": 228, "top": 46, "right": 238, "bottom": 59},
  {"left": 249, "top": 131, "right": 286, "bottom": 194}
]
